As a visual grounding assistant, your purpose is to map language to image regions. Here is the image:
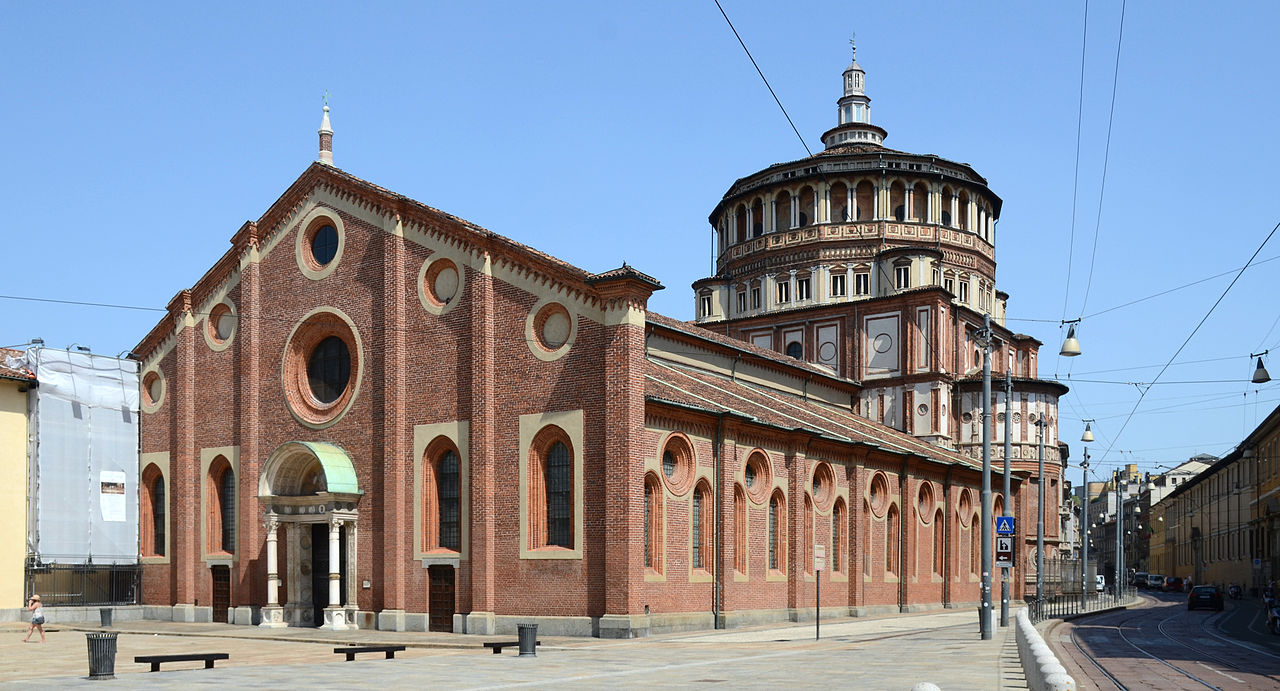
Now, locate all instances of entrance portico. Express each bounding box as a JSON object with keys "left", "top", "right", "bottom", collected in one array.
[{"left": 257, "top": 441, "right": 363, "bottom": 629}]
